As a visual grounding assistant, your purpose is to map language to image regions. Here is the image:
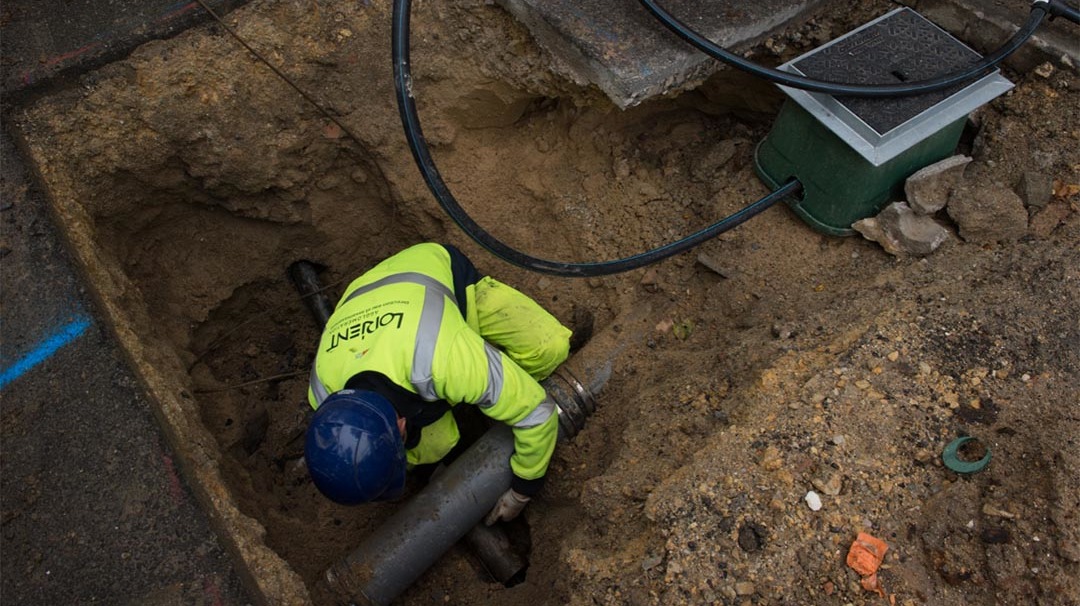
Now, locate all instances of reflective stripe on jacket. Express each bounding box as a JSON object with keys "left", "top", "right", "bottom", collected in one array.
[{"left": 308, "top": 243, "right": 558, "bottom": 482}]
